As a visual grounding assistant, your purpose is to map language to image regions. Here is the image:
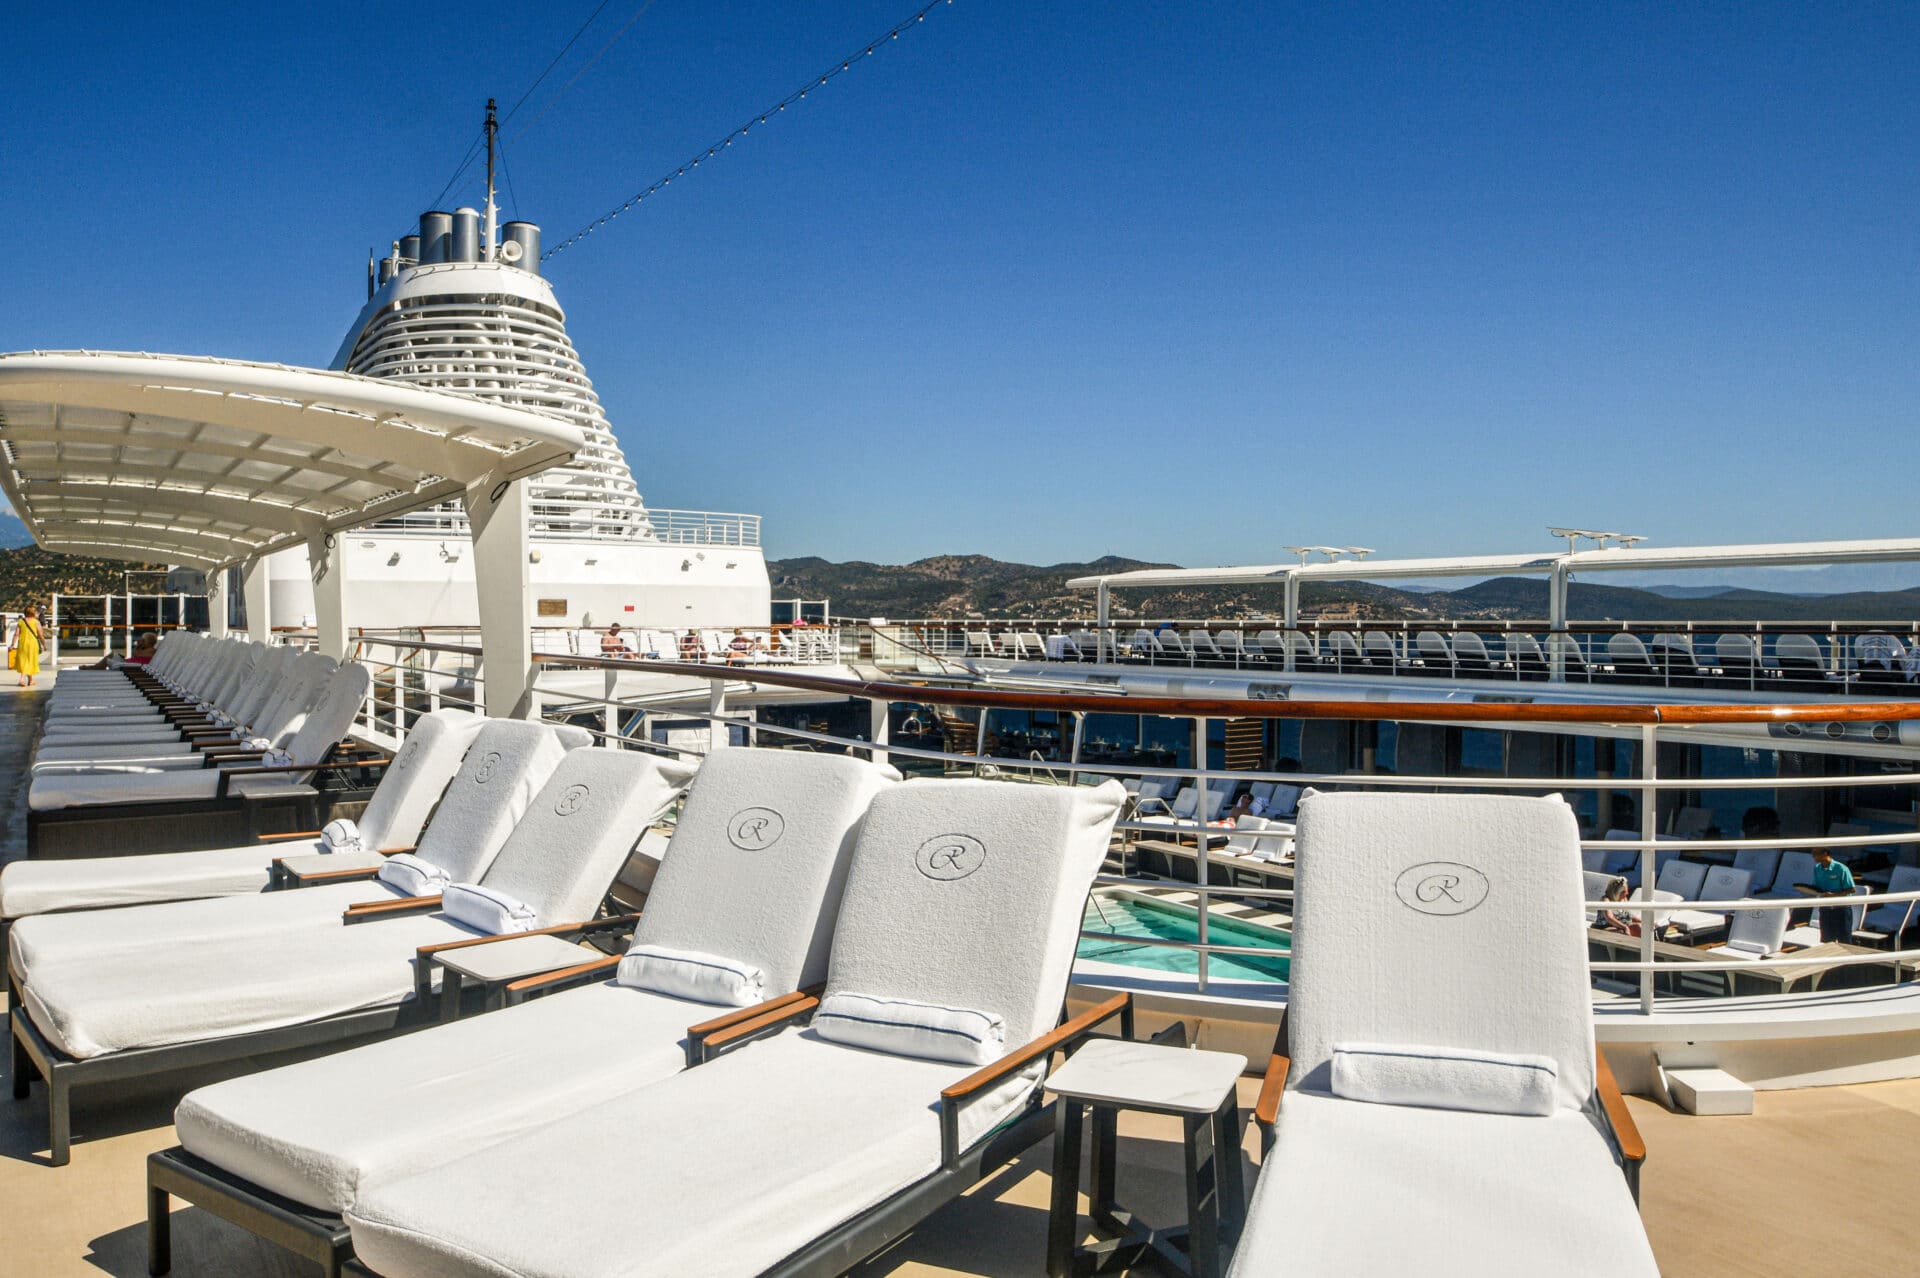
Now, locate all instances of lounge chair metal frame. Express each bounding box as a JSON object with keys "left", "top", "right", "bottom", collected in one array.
[{"left": 26, "top": 745, "right": 389, "bottom": 861}]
